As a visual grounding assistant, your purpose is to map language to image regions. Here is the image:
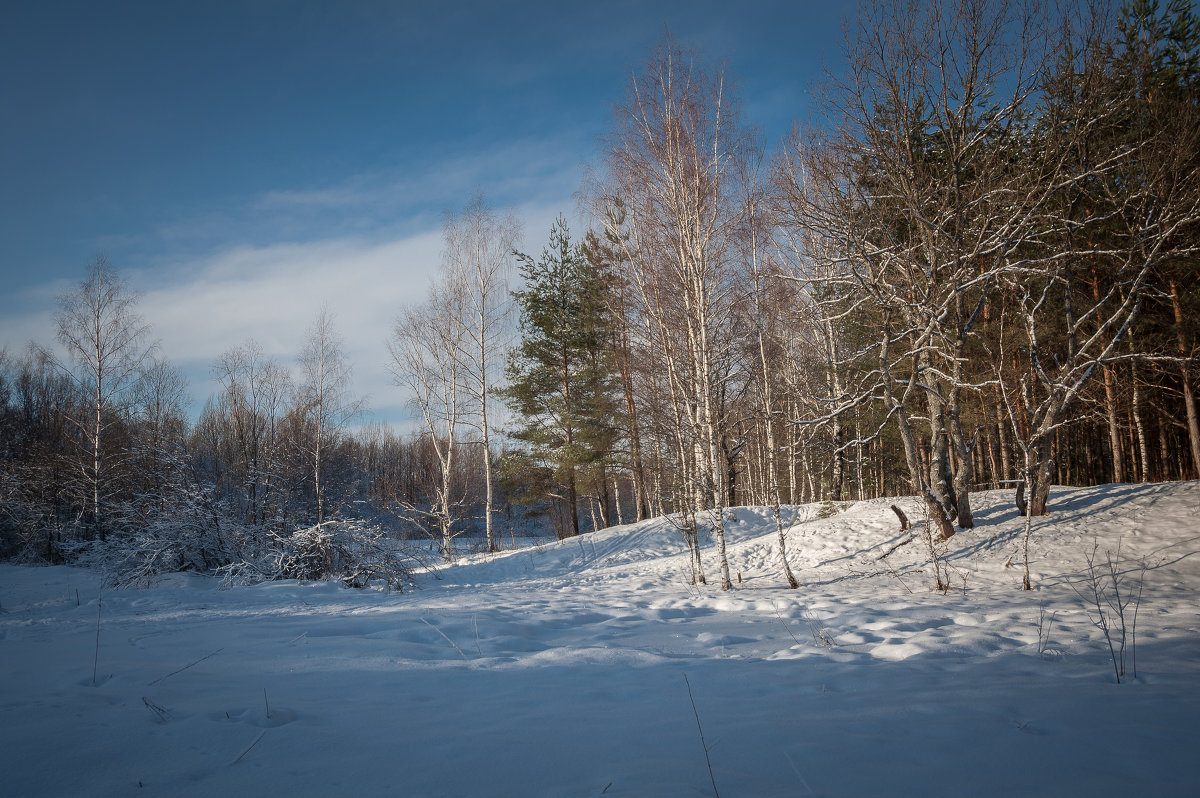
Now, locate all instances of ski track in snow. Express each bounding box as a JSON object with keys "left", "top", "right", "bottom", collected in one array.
[{"left": 2, "top": 483, "right": 1200, "bottom": 796}]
